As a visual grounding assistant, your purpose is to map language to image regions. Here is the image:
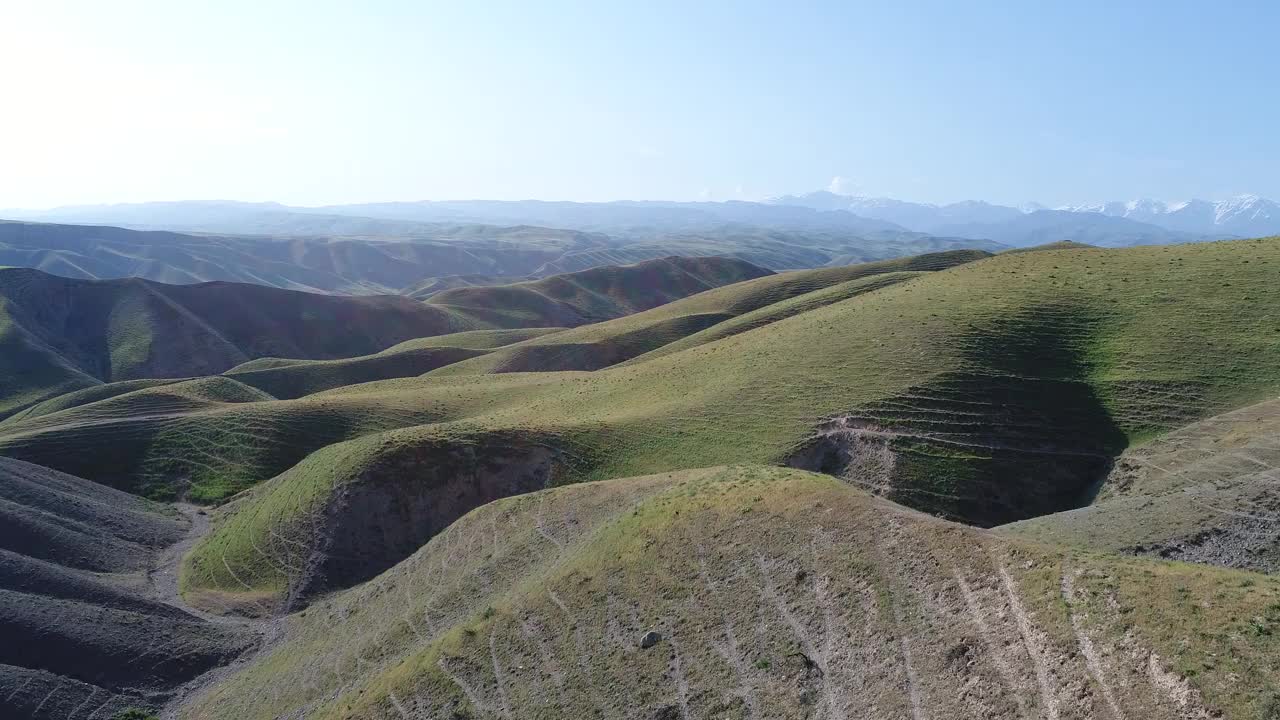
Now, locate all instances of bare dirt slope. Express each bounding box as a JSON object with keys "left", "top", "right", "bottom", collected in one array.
[{"left": 0, "top": 457, "right": 251, "bottom": 719}]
